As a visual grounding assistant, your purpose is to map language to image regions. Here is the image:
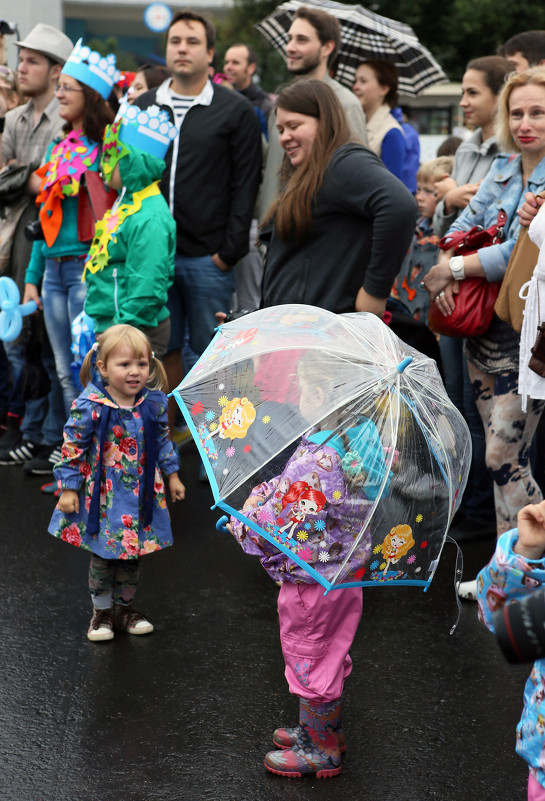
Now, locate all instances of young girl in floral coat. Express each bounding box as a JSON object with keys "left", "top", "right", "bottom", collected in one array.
[{"left": 49, "top": 324, "right": 185, "bottom": 641}]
